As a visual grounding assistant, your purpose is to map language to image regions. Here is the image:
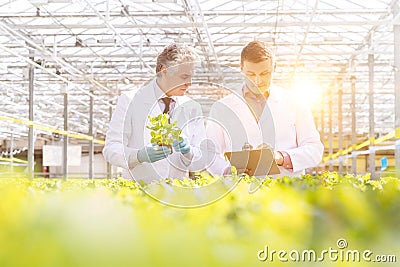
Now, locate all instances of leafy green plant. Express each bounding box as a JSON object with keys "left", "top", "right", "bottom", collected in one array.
[
  {"left": 0, "top": 173, "right": 399, "bottom": 267},
  {"left": 146, "top": 114, "right": 183, "bottom": 147}
]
